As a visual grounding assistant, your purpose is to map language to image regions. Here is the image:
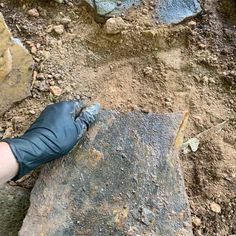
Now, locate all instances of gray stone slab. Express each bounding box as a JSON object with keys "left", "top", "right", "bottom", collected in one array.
[
  {"left": 85, "top": 0, "right": 141, "bottom": 17},
  {"left": 155, "top": 0, "right": 202, "bottom": 24},
  {"left": 0, "top": 184, "right": 30, "bottom": 236},
  {"left": 83, "top": 0, "right": 202, "bottom": 24},
  {"left": 20, "top": 111, "right": 192, "bottom": 236},
  {"left": 0, "top": 13, "right": 33, "bottom": 116}
]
